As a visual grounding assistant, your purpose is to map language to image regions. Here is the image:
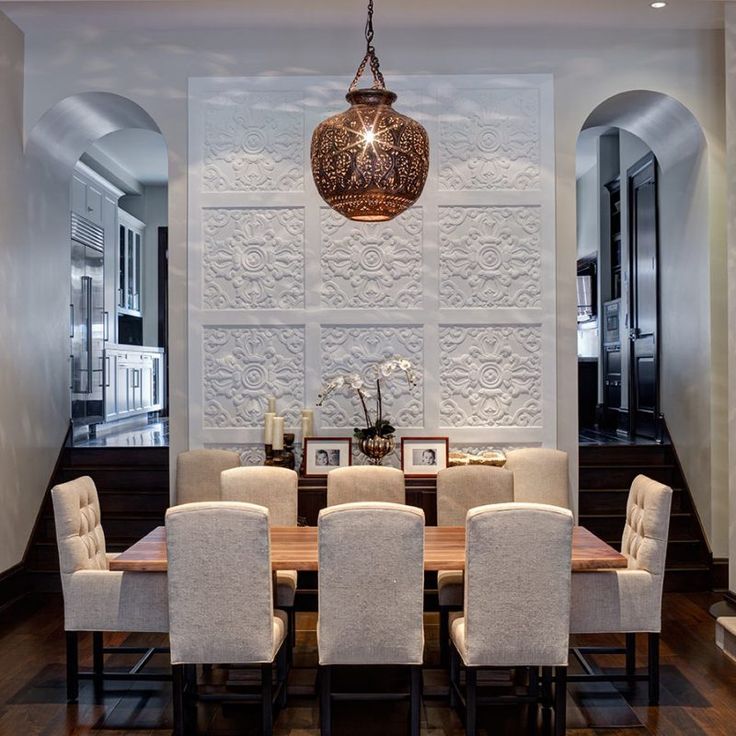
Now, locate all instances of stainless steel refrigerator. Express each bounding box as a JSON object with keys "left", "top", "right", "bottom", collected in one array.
[{"left": 70, "top": 213, "right": 106, "bottom": 426}]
